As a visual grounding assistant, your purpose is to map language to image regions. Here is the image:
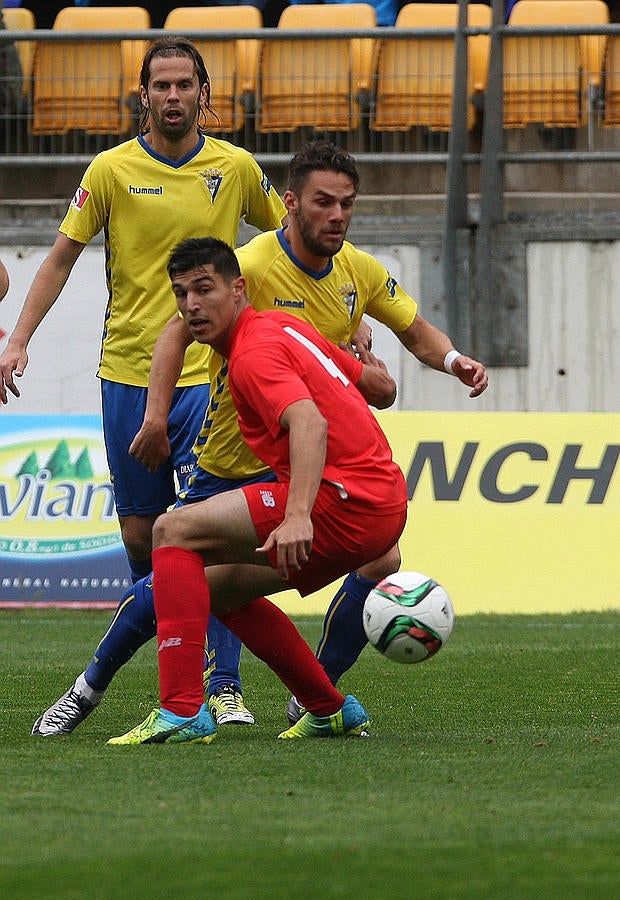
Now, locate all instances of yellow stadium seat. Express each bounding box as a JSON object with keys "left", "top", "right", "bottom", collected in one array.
[
  {"left": 603, "top": 36, "right": 620, "bottom": 125},
  {"left": 256, "top": 3, "right": 377, "bottom": 133},
  {"left": 504, "top": 0, "right": 609, "bottom": 129},
  {"left": 164, "top": 6, "right": 263, "bottom": 134},
  {"left": 3, "top": 6, "right": 36, "bottom": 95},
  {"left": 370, "top": 3, "right": 492, "bottom": 134},
  {"left": 31, "top": 6, "right": 150, "bottom": 136}
]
